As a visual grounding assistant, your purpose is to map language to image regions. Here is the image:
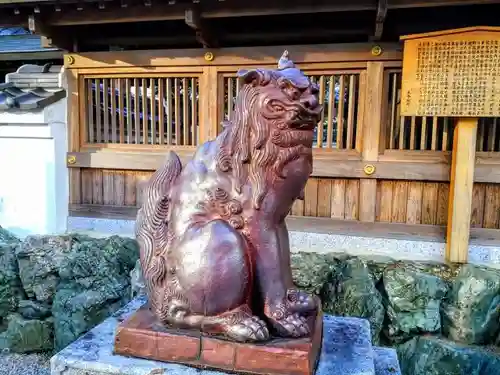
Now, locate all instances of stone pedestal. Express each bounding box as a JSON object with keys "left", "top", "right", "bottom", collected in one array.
[{"left": 51, "top": 297, "right": 401, "bottom": 375}]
